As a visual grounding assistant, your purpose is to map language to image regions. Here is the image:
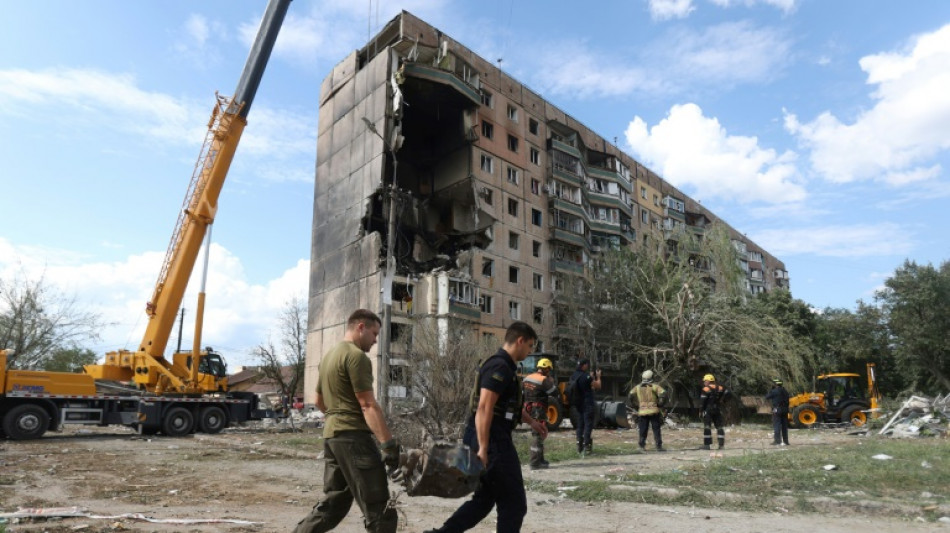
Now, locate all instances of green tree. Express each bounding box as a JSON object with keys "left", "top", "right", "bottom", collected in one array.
[
  {"left": 43, "top": 347, "right": 99, "bottom": 372},
  {"left": 875, "top": 260, "right": 950, "bottom": 394},
  {"left": 0, "top": 270, "right": 102, "bottom": 369}
]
